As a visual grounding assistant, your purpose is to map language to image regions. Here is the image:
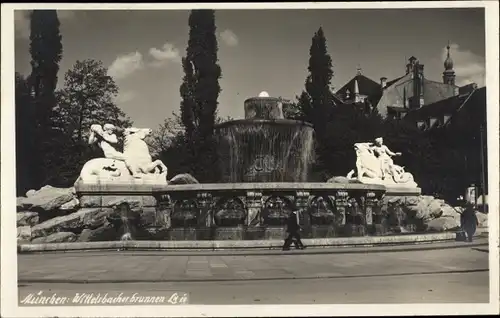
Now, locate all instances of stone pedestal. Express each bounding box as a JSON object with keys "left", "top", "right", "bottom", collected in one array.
[
  {"left": 246, "top": 191, "right": 263, "bottom": 226},
  {"left": 197, "top": 192, "right": 213, "bottom": 228},
  {"left": 296, "top": 191, "right": 311, "bottom": 237},
  {"left": 156, "top": 194, "right": 172, "bottom": 228},
  {"left": 335, "top": 190, "right": 349, "bottom": 226}
]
